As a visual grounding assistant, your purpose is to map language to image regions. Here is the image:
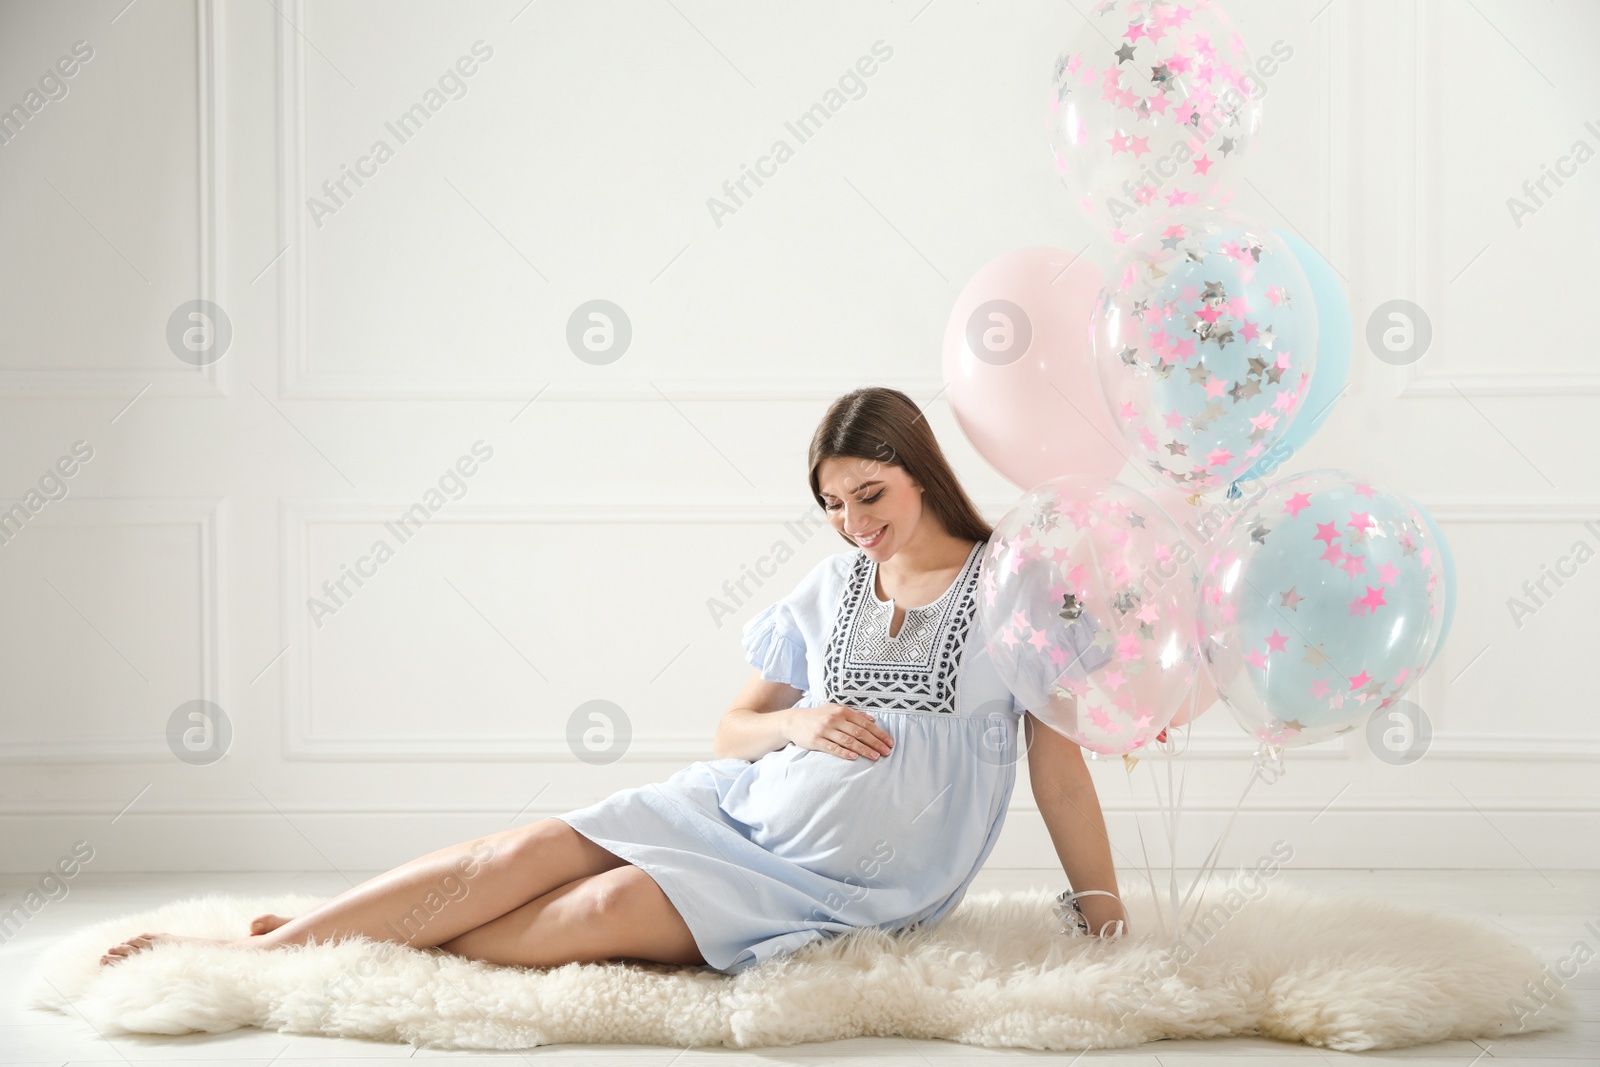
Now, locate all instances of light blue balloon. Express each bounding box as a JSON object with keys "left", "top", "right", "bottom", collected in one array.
[
  {"left": 1236, "top": 229, "right": 1350, "bottom": 486},
  {"left": 1198, "top": 471, "right": 1452, "bottom": 745}
]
